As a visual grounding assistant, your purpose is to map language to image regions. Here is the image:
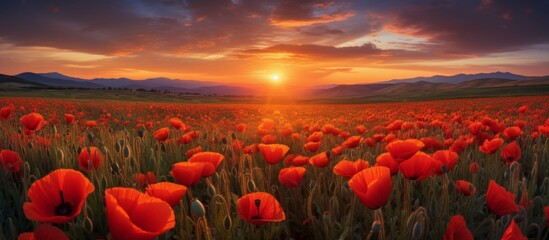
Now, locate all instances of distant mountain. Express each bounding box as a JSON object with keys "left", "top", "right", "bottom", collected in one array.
[
  {"left": 89, "top": 77, "right": 221, "bottom": 89},
  {"left": 6, "top": 71, "right": 549, "bottom": 99},
  {"left": 38, "top": 72, "right": 88, "bottom": 82},
  {"left": 16, "top": 72, "right": 104, "bottom": 88},
  {"left": 305, "top": 75, "right": 549, "bottom": 100},
  {"left": 384, "top": 72, "right": 528, "bottom": 84},
  {"left": 0, "top": 74, "right": 48, "bottom": 88}
]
